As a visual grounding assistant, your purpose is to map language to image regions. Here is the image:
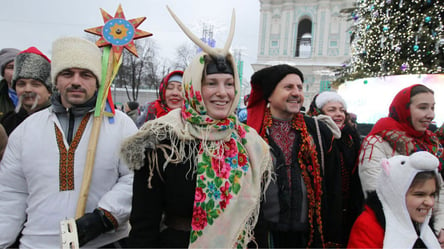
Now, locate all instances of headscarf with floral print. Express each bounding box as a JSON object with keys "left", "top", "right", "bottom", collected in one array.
[
  {"left": 144, "top": 70, "right": 184, "bottom": 121},
  {"left": 121, "top": 7, "right": 272, "bottom": 249}
]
